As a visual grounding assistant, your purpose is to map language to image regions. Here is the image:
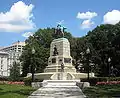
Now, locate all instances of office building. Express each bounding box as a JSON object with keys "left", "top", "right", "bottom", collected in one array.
[{"left": 0, "top": 41, "right": 25, "bottom": 76}]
